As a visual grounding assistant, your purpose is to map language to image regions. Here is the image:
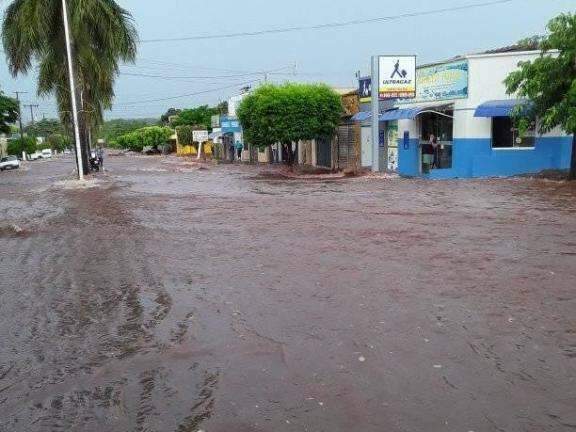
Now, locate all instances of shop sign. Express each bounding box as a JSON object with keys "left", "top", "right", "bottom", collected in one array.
[
  {"left": 359, "top": 77, "right": 372, "bottom": 103},
  {"left": 221, "top": 117, "right": 241, "bottom": 133},
  {"left": 193, "top": 130, "right": 209, "bottom": 143},
  {"left": 379, "top": 56, "right": 417, "bottom": 99},
  {"left": 413, "top": 60, "right": 468, "bottom": 102}
]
